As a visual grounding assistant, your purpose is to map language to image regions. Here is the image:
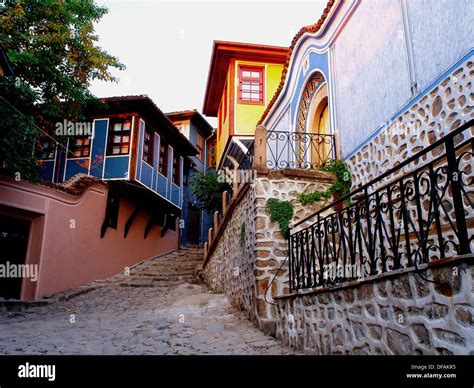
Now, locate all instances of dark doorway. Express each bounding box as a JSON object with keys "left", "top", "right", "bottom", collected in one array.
[
  {"left": 186, "top": 205, "right": 201, "bottom": 246},
  {"left": 0, "top": 215, "right": 30, "bottom": 300}
]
